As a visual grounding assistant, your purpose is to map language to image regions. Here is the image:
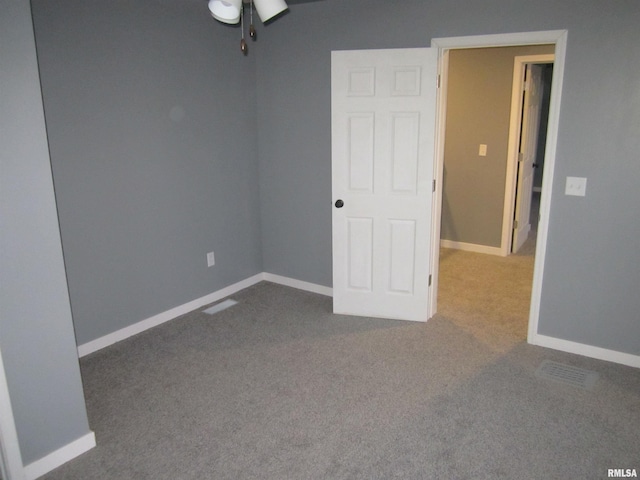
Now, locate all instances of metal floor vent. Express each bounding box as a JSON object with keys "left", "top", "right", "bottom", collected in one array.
[
  {"left": 203, "top": 299, "right": 238, "bottom": 315},
  {"left": 535, "top": 360, "right": 599, "bottom": 390}
]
